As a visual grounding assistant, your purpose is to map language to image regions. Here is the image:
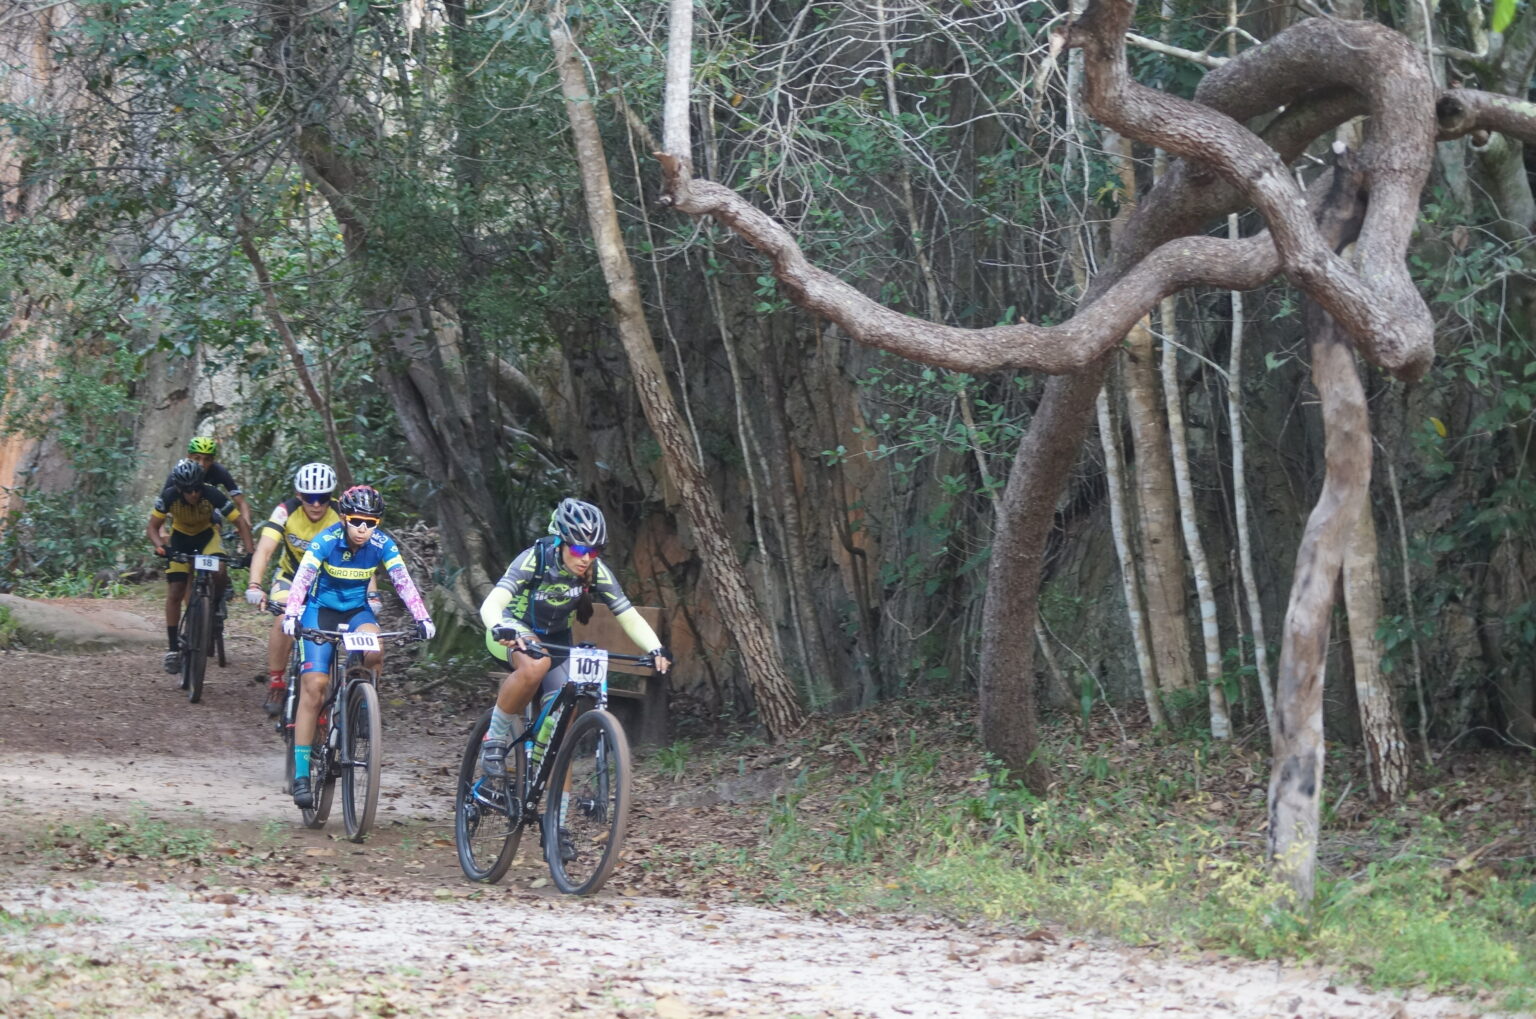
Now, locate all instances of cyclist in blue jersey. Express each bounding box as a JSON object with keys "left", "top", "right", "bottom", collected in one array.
[
  {"left": 281, "top": 485, "right": 436, "bottom": 808},
  {"left": 476, "top": 497, "right": 671, "bottom": 778}
]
